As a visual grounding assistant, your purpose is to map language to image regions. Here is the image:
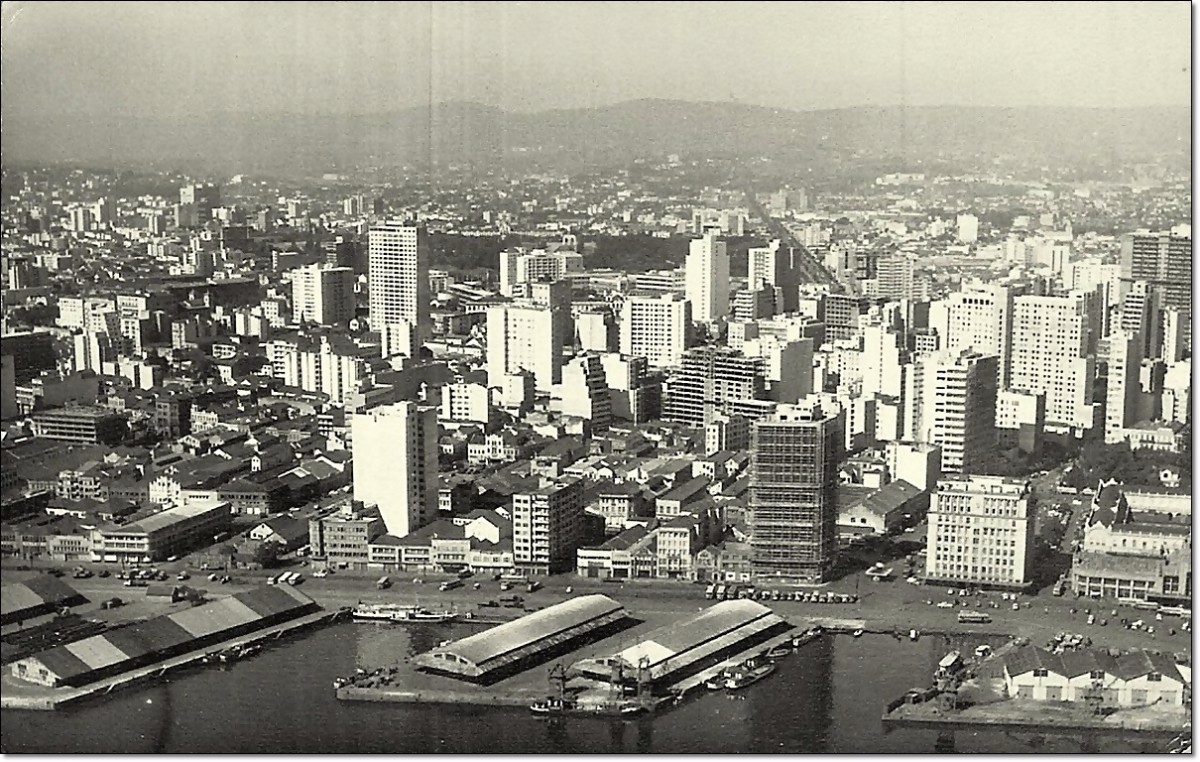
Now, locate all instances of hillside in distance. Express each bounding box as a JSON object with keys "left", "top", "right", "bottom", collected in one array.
[{"left": 2, "top": 99, "right": 1189, "bottom": 175}]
